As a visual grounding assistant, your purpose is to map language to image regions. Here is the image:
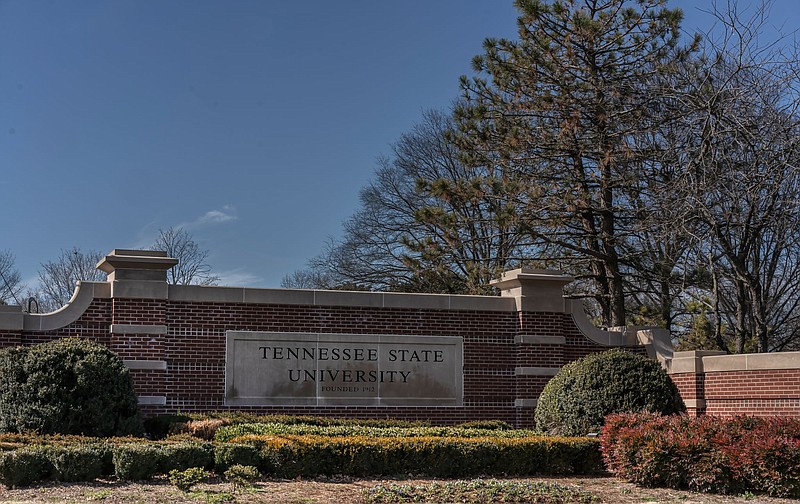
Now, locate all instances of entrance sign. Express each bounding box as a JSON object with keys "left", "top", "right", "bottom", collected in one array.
[{"left": 225, "top": 331, "right": 463, "bottom": 406}]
